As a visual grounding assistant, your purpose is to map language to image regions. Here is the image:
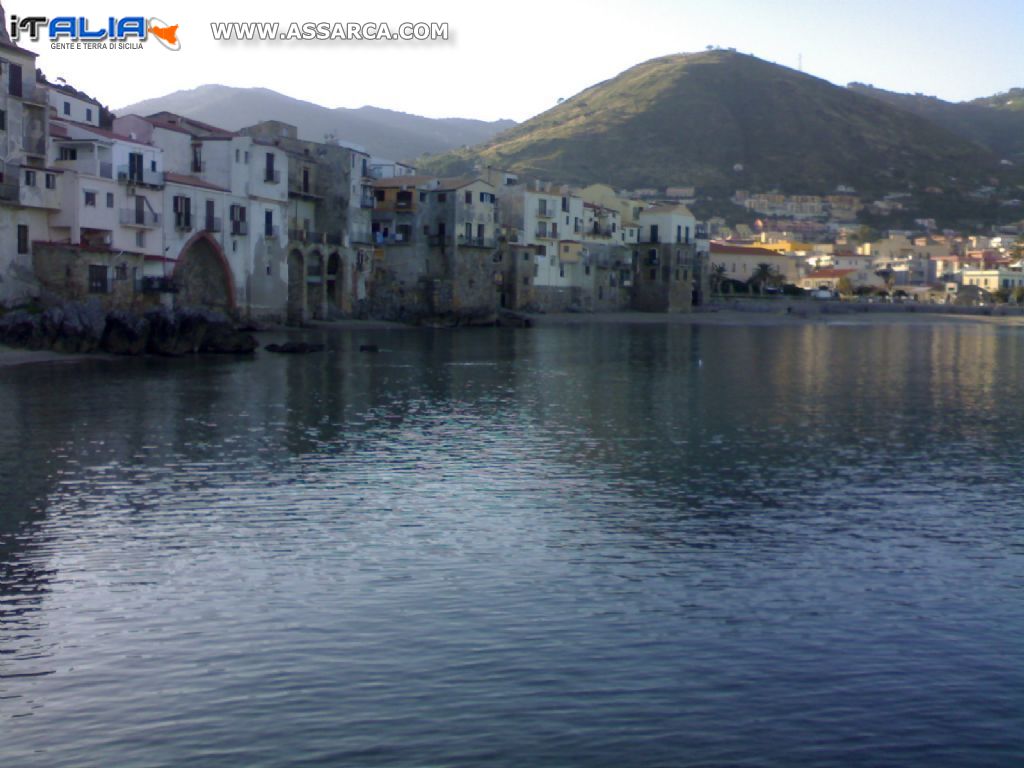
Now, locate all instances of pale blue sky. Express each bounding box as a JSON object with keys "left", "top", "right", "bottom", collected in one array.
[{"left": 15, "top": 0, "right": 1024, "bottom": 122}]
